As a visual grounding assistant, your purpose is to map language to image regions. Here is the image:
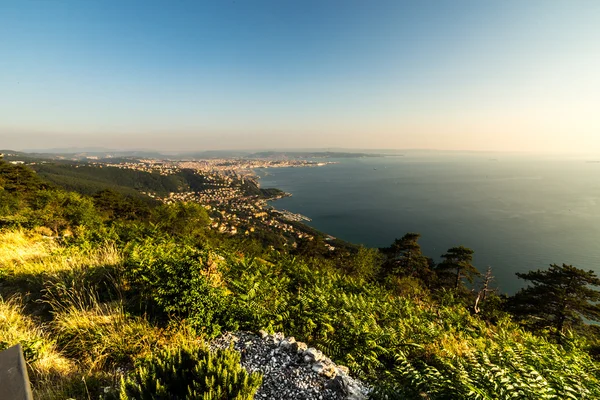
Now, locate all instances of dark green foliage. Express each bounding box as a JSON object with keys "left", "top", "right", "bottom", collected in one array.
[
  {"left": 93, "top": 189, "right": 153, "bottom": 221},
  {"left": 509, "top": 264, "right": 600, "bottom": 335},
  {"left": 436, "top": 246, "right": 480, "bottom": 291},
  {"left": 124, "top": 239, "right": 229, "bottom": 336},
  {"left": 340, "top": 246, "right": 383, "bottom": 280},
  {"left": 119, "top": 345, "right": 262, "bottom": 400},
  {"left": 151, "top": 203, "right": 210, "bottom": 239},
  {"left": 0, "top": 160, "right": 106, "bottom": 234},
  {"left": 4, "top": 157, "right": 600, "bottom": 399},
  {"left": 26, "top": 189, "right": 103, "bottom": 234},
  {"left": 0, "top": 159, "right": 50, "bottom": 227},
  {"left": 33, "top": 163, "right": 188, "bottom": 196},
  {"left": 258, "top": 187, "right": 286, "bottom": 198},
  {"left": 0, "top": 159, "right": 49, "bottom": 196},
  {"left": 381, "top": 233, "right": 435, "bottom": 285}
]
